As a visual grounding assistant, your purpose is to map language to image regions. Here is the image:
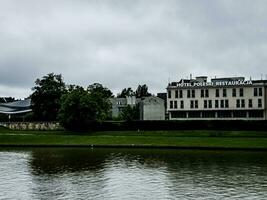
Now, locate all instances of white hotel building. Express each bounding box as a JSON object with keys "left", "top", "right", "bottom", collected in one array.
[{"left": 167, "top": 76, "right": 267, "bottom": 120}]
